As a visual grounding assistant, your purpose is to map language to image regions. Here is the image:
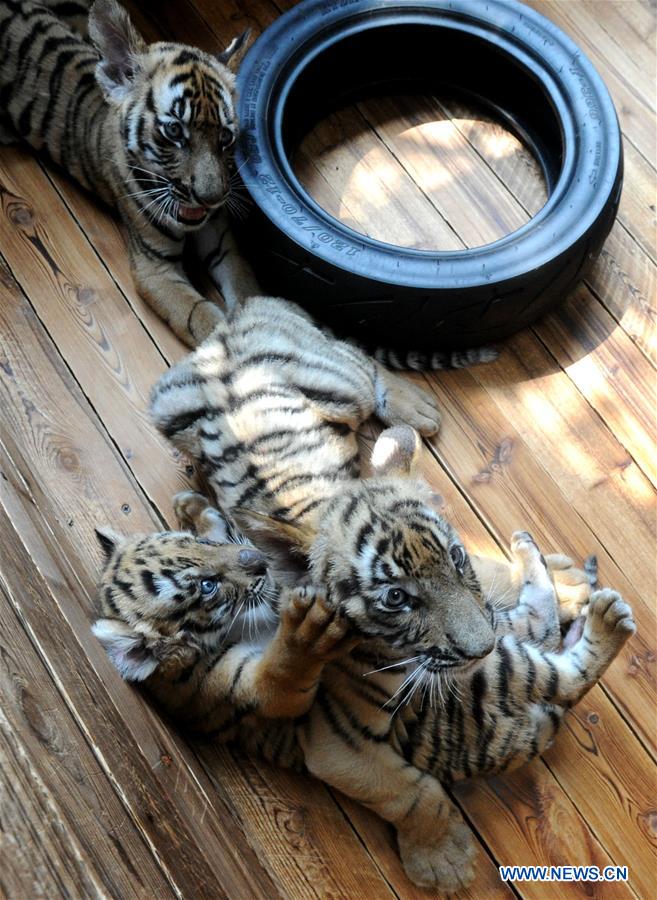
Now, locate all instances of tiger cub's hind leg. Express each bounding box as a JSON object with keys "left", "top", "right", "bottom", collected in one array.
[
  {"left": 547, "top": 552, "right": 598, "bottom": 626},
  {"left": 374, "top": 365, "right": 442, "bottom": 436}
]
